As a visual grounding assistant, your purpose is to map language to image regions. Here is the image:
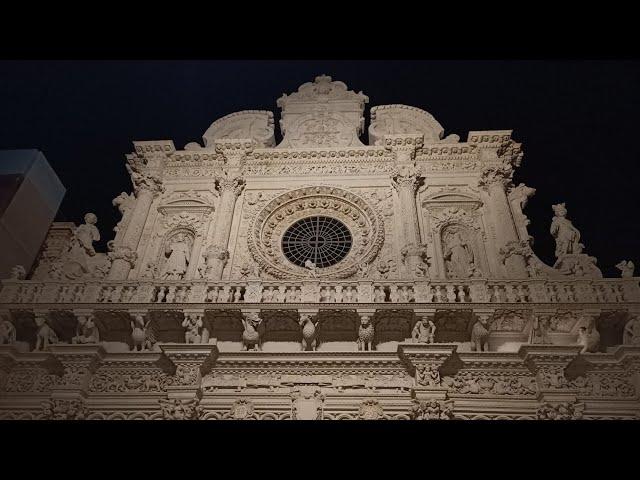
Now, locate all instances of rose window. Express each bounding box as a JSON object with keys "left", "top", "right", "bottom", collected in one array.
[{"left": 282, "top": 216, "right": 352, "bottom": 268}]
